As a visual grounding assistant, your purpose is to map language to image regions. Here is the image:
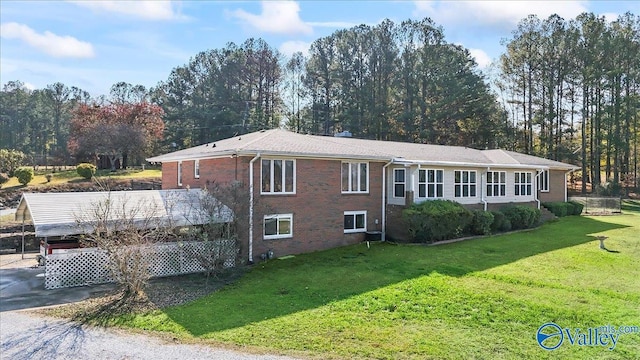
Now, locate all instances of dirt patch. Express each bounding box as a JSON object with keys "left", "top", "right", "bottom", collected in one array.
[{"left": 37, "top": 267, "right": 247, "bottom": 322}]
